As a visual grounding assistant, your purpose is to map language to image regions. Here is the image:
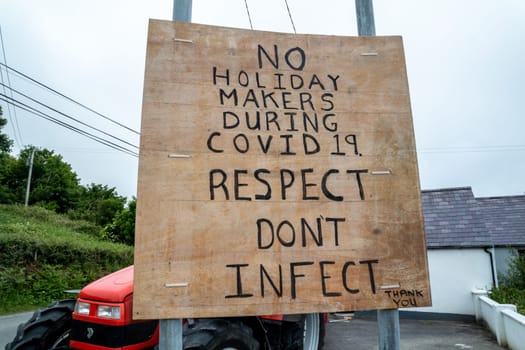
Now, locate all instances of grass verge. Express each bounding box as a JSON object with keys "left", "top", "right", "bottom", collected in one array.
[{"left": 0, "top": 204, "right": 133, "bottom": 315}]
